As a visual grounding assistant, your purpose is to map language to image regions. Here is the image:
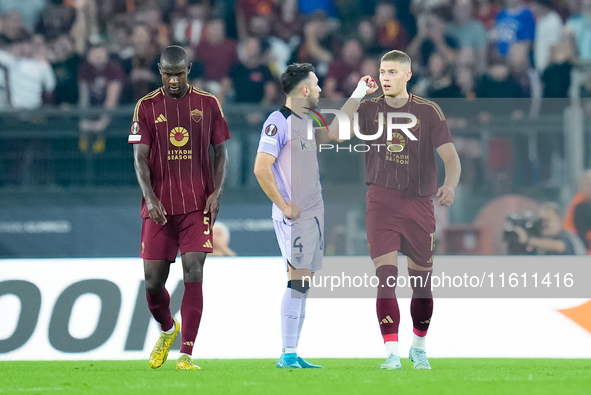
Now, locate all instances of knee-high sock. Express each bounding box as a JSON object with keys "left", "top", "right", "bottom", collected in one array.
[
  {"left": 281, "top": 285, "right": 305, "bottom": 353},
  {"left": 408, "top": 269, "right": 433, "bottom": 337},
  {"left": 295, "top": 291, "right": 308, "bottom": 348},
  {"left": 146, "top": 288, "right": 174, "bottom": 332},
  {"left": 376, "top": 265, "right": 400, "bottom": 342},
  {"left": 180, "top": 282, "right": 203, "bottom": 355}
]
